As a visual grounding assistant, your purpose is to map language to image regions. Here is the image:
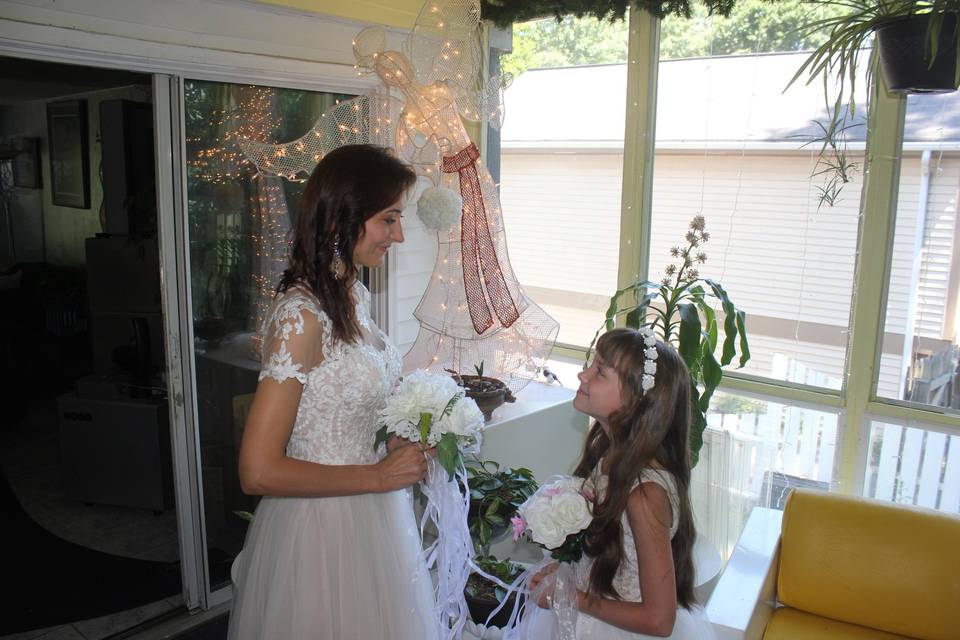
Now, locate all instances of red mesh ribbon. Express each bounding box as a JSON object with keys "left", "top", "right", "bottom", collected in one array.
[{"left": 443, "top": 143, "right": 519, "bottom": 334}]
